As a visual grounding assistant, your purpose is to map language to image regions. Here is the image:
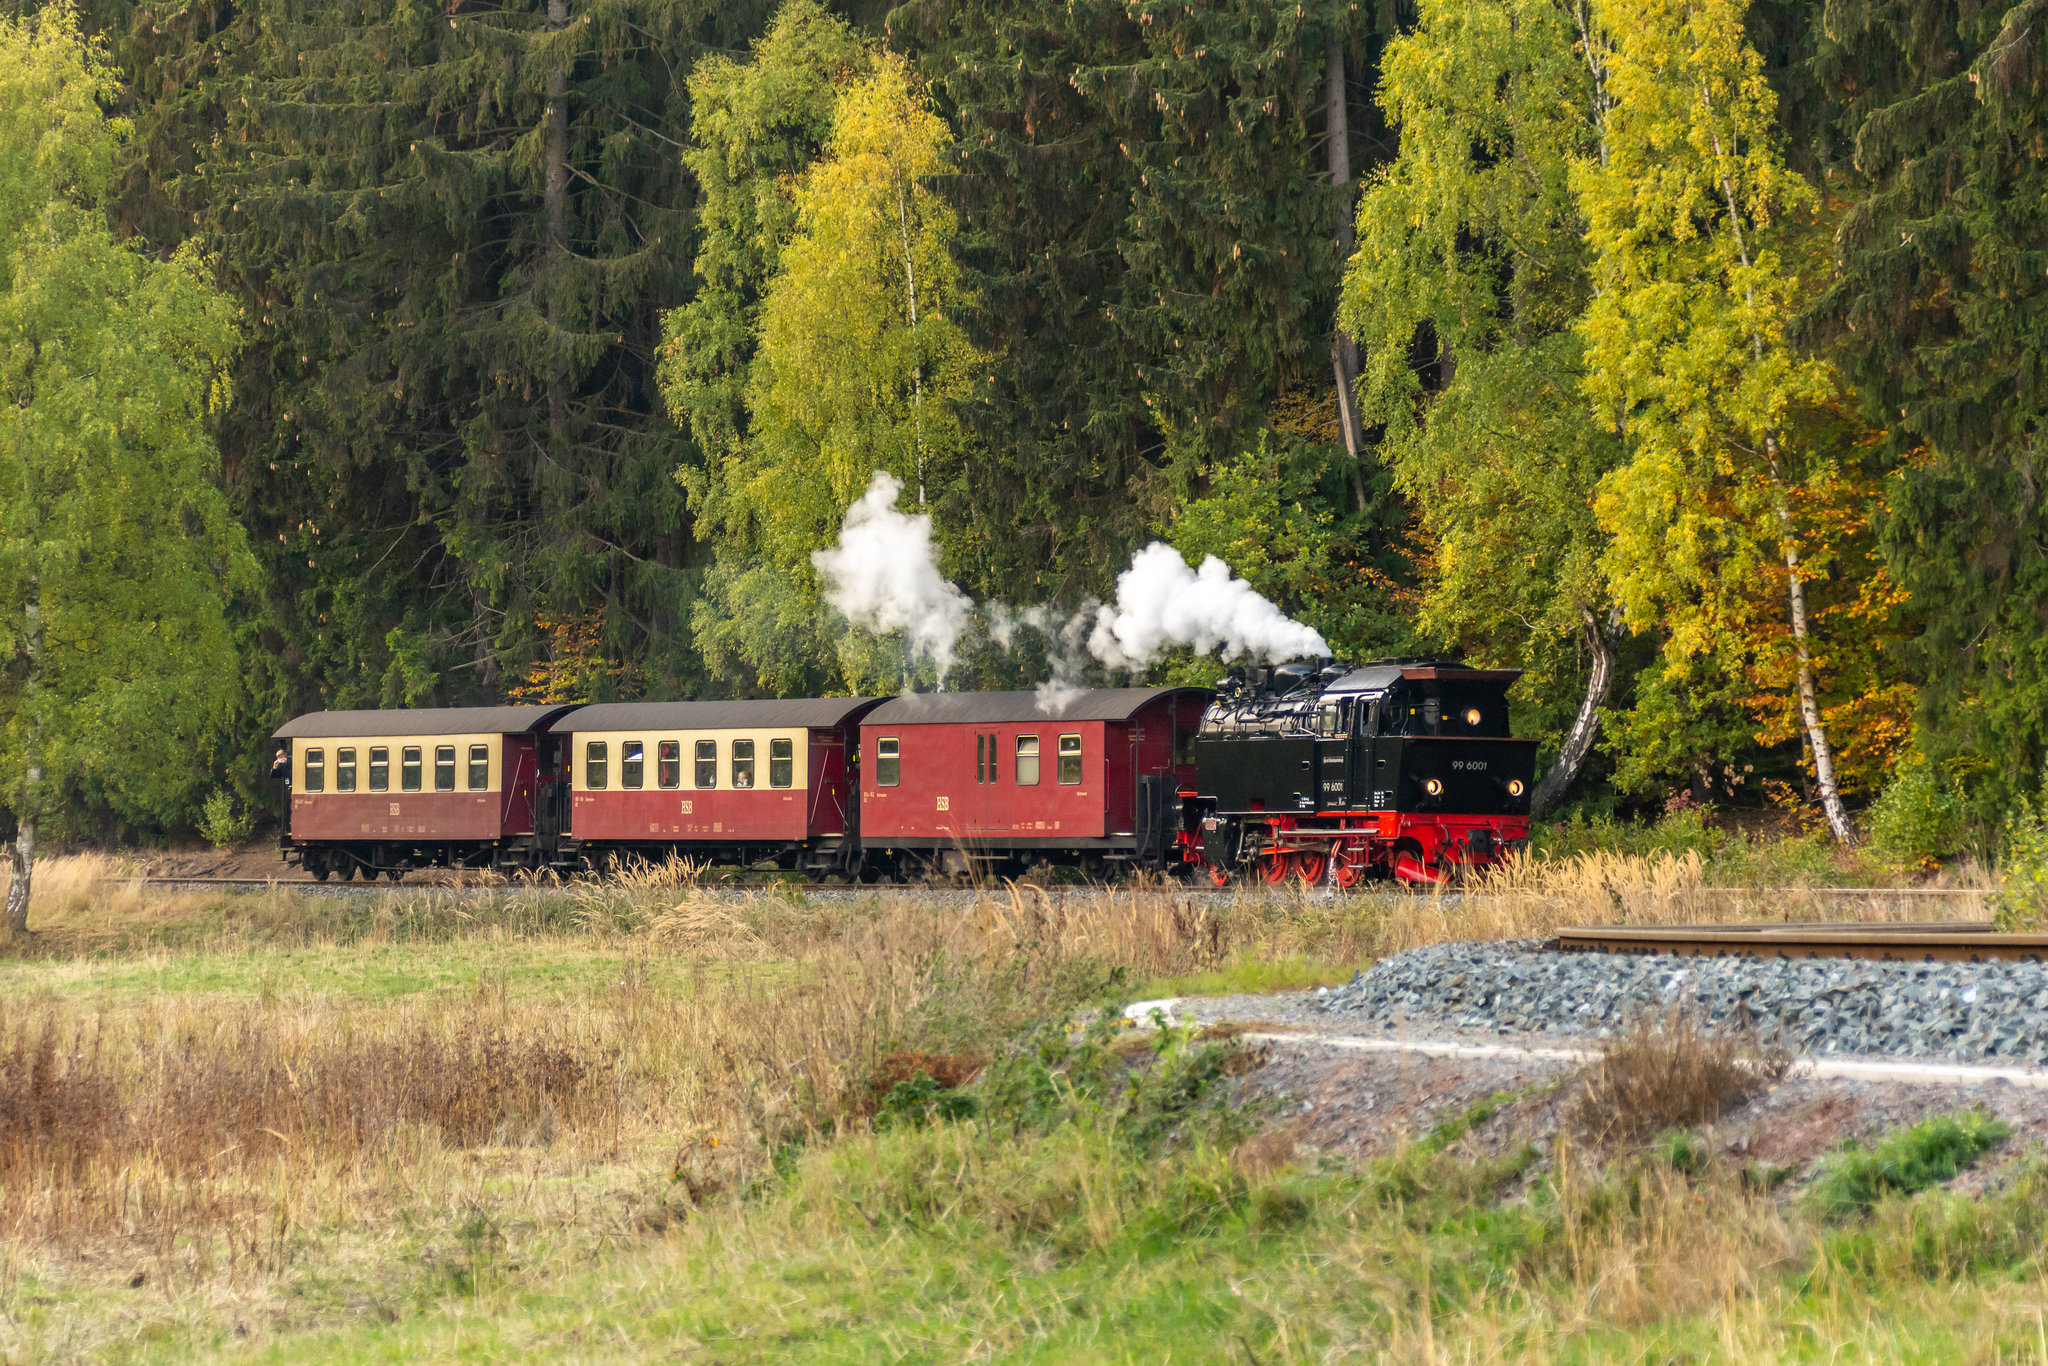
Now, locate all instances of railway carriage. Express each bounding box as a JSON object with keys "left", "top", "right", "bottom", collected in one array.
[
  {"left": 557, "top": 698, "right": 884, "bottom": 875},
  {"left": 274, "top": 705, "right": 579, "bottom": 879},
  {"left": 855, "top": 688, "right": 1212, "bottom": 879},
  {"left": 1187, "top": 659, "right": 1539, "bottom": 885}
]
